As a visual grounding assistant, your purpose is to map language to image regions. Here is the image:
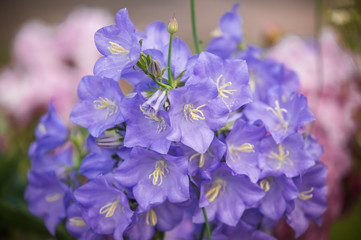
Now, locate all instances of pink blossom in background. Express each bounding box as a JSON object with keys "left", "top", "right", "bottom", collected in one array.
[
  {"left": 268, "top": 29, "right": 361, "bottom": 238},
  {"left": 0, "top": 8, "right": 113, "bottom": 123}
]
